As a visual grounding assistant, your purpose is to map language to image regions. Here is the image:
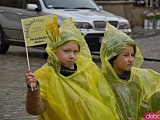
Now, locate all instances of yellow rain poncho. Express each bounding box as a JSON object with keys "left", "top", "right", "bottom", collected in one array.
[
  {"left": 100, "top": 23, "right": 160, "bottom": 120},
  {"left": 34, "top": 16, "right": 119, "bottom": 120}
]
